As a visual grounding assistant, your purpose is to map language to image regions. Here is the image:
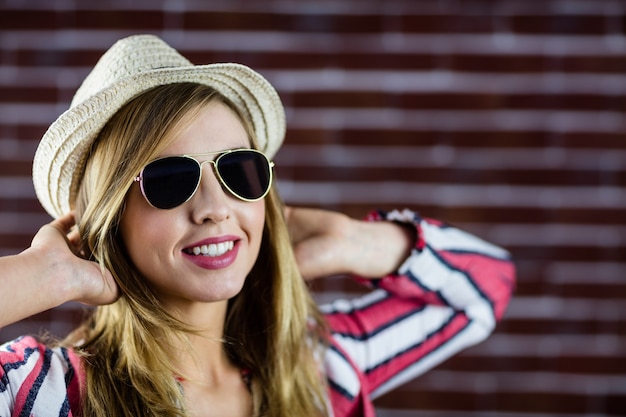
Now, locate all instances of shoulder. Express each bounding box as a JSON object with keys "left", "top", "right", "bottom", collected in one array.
[
  {"left": 1, "top": 335, "right": 76, "bottom": 371},
  {"left": 1, "top": 336, "right": 83, "bottom": 415}
]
